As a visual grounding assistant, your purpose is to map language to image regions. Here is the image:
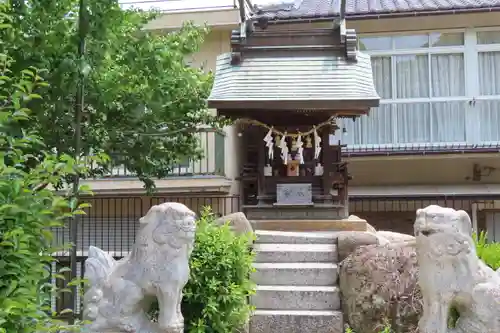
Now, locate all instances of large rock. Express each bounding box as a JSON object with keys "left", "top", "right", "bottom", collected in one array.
[
  {"left": 348, "top": 214, "right": 377, "bottom": 234},
  {"left": 339, "top": 242, "right": 422, "bottom": 333},
  {"left": 215, "top": 212, "right": 253, "bottom": 235},
  {"left": 336, "top": 231, "right": 380, "bottom": 262},
  {"left": 377, "top": 230, "right": 415, "bottom": 244},
  {"left": 338, "top": 214, "right": 416, "bottom": 261}
]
